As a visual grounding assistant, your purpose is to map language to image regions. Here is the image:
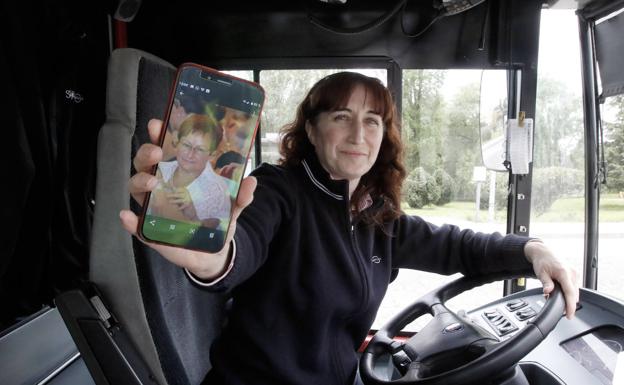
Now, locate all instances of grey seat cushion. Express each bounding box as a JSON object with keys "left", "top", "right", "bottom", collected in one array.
[{"left": 90, "top": 48, "right": 227, "bottom": 385}]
